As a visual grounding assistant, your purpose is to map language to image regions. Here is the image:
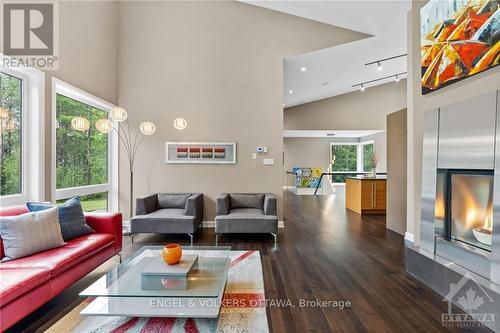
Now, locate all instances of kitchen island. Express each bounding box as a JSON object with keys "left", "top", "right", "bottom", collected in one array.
[{"left": 345, "top": 176, "right": 386, "bottom": 215}]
